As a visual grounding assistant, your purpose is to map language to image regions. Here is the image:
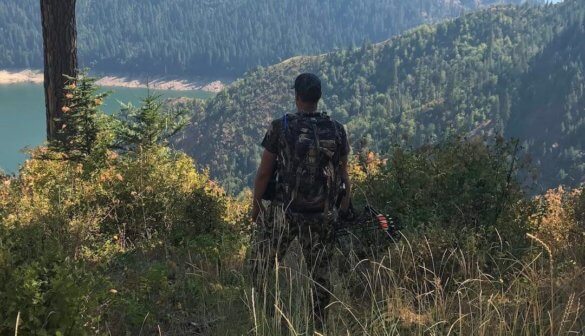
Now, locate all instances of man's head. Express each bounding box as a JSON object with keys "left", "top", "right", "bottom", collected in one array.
[{"left": 294, "top": 73, "right": 322, "bottom": 113}]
